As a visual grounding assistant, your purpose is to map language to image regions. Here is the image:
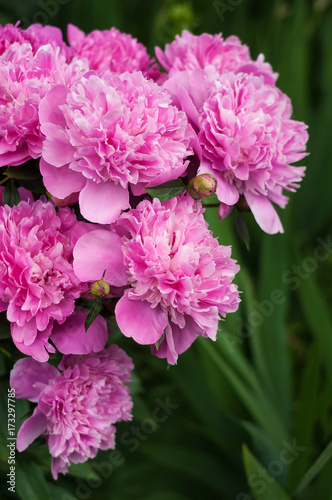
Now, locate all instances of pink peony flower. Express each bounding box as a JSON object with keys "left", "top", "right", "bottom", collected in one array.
[
  {"left": 73, "top": 194, "right": 240, "bottom": 364},
  {"left": 197, "top": 72, "right": 308, "bottom": 233},
  {"left": 0, "top": 199, "right": 91, "bottom": 361},
  {"left": 39, "top": 71, "right": 193, "bottom": 223},
  {"left": 68, "top": 24, "right": 160, "bottom": 80},
  {"left": 156, "top": 30, "right": 277, "bottom": 83},
  {"left": 0, "top": 42, "right": 88, "bottom": 167},
  {"left": 0, "top": 22, "right": 68, "bottom": 57},
  {"left": 10, "top": 345, "right": 133, "bottom": 478}
]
